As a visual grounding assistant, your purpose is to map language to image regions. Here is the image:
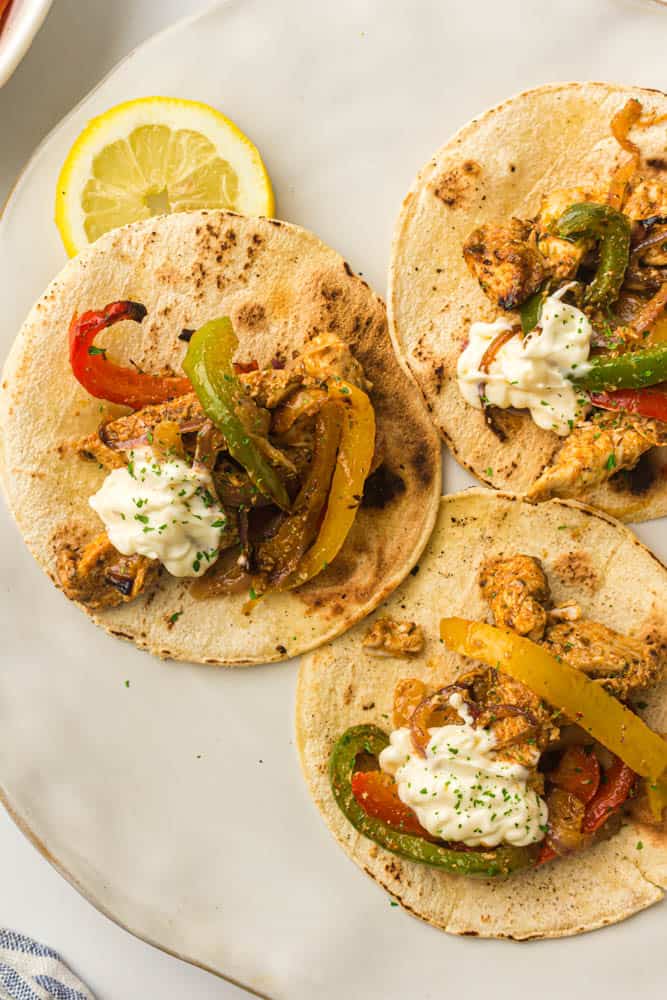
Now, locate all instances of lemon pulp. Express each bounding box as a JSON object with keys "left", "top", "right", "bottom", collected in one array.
[{"left": 81, "top": 125, "right": 240, "bottom": 242}]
